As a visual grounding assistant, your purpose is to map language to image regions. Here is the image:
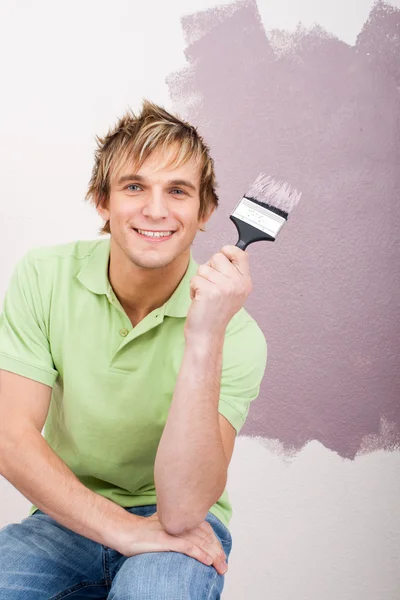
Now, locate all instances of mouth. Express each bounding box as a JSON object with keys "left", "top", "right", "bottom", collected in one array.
[{"left": 131, "top": 228, "right": 176, "bottom": 242}]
